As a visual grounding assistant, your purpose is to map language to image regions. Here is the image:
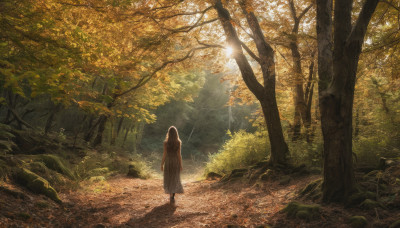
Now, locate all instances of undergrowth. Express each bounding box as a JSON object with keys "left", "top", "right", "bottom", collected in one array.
[
  {"left": 75, "top": 149, "right": 152, "bottom": 180},
  {"left": 204, "top": 130, "right": 269, "bottom": 175}
]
